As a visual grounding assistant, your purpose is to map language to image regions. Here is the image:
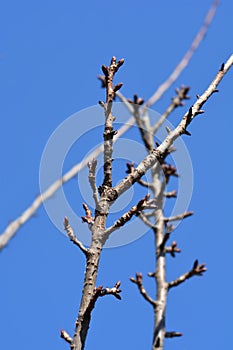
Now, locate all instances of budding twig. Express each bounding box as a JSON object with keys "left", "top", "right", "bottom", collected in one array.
[
  {"left": 168, "top": 259, "right": 207, "bottom": 290},
  {"left": 165, "top": 241, "right": 181, "bottom": 257},
  {"left": 152, "top": 85, "right": 190, "bottom": 134},
  {"left": 104, "top": 194, "right": 155, "bottom": 239},
  {"left": 64, "top": 217, "right": 88, "bottom": 256},
  {"left": 130, "top": 273, "right": 156, "bottom": 307}
]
